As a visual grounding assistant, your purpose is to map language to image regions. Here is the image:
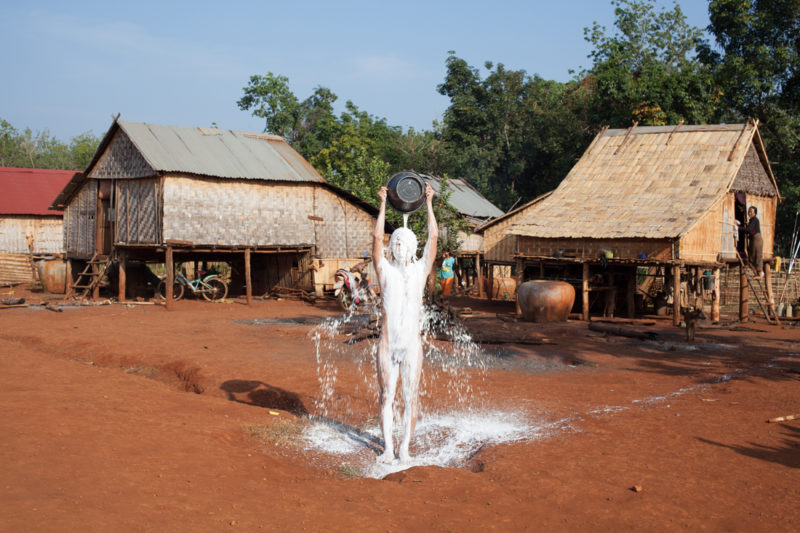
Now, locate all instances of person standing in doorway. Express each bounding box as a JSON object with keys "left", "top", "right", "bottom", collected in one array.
[
  {"left": 439, "top": 249, "right": 455, "bottom": 296},
  {"left": 746, "top": 206, "right": 764, "bottom": 277}
]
